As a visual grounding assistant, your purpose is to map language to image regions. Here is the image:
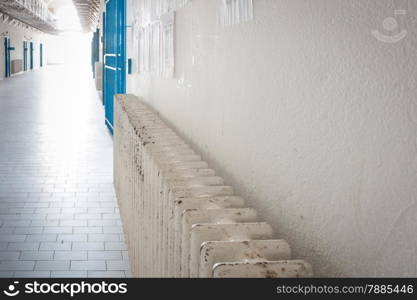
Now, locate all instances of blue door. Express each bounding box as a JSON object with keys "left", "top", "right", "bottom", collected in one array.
[
  {"left": 102, "top": 11, "right": 106, "bottom": 106},
  {"left": 40, "top": 43, "right": 43, "bottom": 67},
  {"left": 30, "top": 42, "right": 34, "bottom": 70},
  {"left": 23, "top": 41, "right": 28, "bottom": 71},
  {"left": 103, "top": 0, "right": 126, "bottom": 133},
  {"left": 4, "top": 37, "right": 11, "bottom": 78},
  {"left": 91, "top": 29, "right": 100, "bottom": 77}
]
